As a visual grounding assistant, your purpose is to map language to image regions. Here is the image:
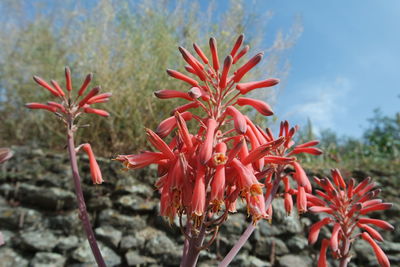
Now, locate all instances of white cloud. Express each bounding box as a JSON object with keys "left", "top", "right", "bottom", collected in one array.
[{"left": 283, "top": 76, "right": 352, "bottom": 134}]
